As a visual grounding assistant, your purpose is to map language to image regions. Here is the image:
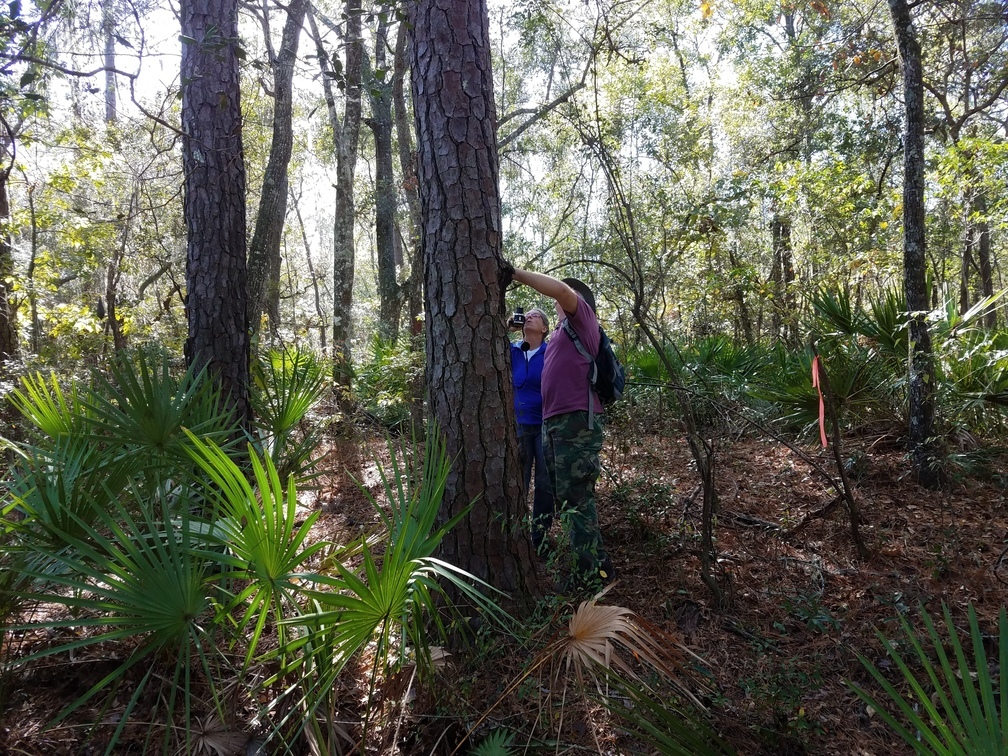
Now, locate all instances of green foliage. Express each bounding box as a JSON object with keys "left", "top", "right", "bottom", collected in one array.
[
  {"left": 87, "top": 350, "right": 240, "bottom": 473},
  {"left": 1, "top": 347, "right": 498, "bottom": 751},
  {"left": 472, "top": 728, "right": 516, "bottom": 756},
  {"left": 6, "top": 491, "right": 221, "bottom": 753},
  {"left": 251, "top": 346, "right": 330, "bottom": 482},
  {"left": 601, "top": 678, "right": 736, "bottom": 756},
  {"left": 354, "top": 333, "right": 423, "bottom": 430},
  {"left": 184, "top": 433, "right": 326, "bottom": 669},
  {"left": 849, "top": 603, "right": 1008, "bottom": 755}
]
